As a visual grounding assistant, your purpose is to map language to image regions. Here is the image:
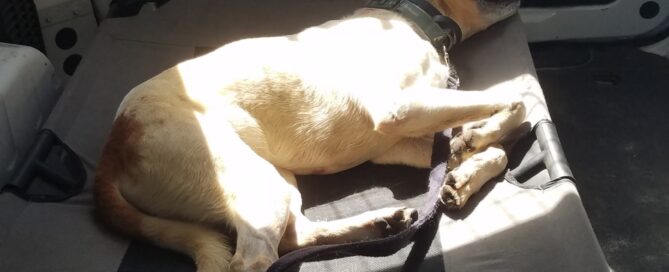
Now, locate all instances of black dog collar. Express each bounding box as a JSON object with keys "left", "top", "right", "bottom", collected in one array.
[{"left": 367, "top": 0, "right": 463, "bottom": 52}]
